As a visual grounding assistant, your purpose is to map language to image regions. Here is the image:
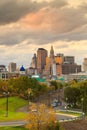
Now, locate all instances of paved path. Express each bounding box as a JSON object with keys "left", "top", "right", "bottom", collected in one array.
[
  {"left": 56, "top": 113, "right": 77, "bottom": 121},
  {"left": 0, "top": 114, "right": 77, "bottom": 127},
  {"left": 0, "top": 121, "right": 26, "bottom": 127}
]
